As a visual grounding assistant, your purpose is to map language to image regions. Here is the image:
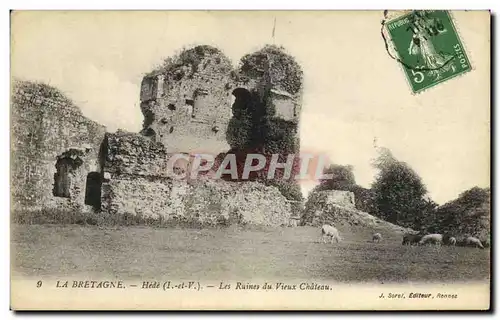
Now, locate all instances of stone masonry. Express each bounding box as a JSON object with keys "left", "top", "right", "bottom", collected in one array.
[
  {"left": 140, "top": 44, "right": 303, "bottom": 154},
  {"left": 11, "top": 44, "right": 302, "bottom": 226},
  {"left": 11, "top": 80, "right": 106, "bottom": 211}
]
